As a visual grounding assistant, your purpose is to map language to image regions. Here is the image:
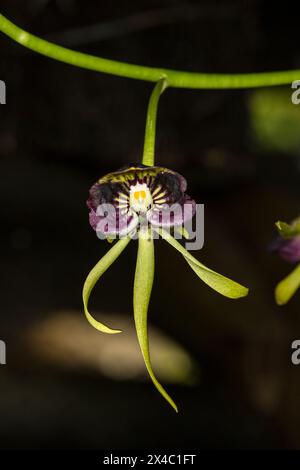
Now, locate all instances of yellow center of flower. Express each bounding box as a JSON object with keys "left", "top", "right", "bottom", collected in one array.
[
  {"left": 134, "top": 190, "right": 146, "bottom": 200},
  {"left": 130, "top": 183, "right": 152, "bottom": 213}
]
